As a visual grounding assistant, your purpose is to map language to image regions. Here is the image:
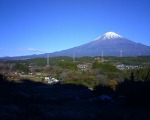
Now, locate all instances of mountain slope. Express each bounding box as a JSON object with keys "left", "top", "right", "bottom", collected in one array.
[
  {"left": 1, "top": 32, "right": 150, "bottom": 60},
  {"left": 50, "top": 32, "right": 150, "bottom": 57}
]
